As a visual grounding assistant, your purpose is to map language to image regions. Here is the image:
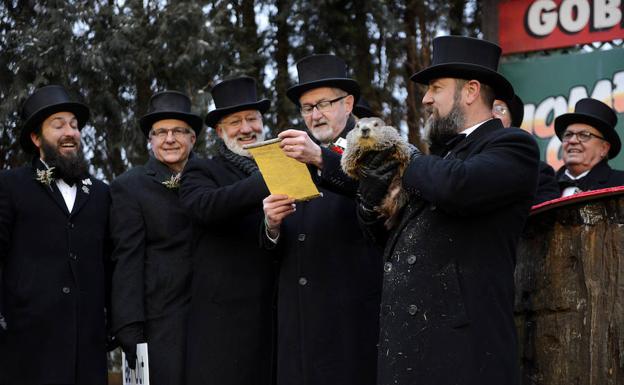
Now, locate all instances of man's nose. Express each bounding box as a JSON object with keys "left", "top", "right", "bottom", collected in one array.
[
  {"left": 422, "top": 91, "right": 433, "bottom": 105},
  {"left": 240, "top": 120, "right": 253, "bottom": 132},
  {"left": 311, "top": 107, "right": 323, "bottom": 120}
]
